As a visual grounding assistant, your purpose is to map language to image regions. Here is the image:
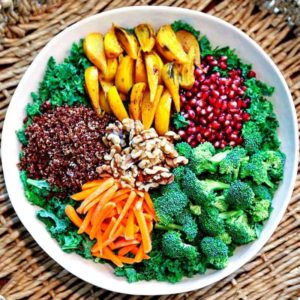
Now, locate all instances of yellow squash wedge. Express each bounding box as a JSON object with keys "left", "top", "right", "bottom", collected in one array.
[
  {"left": 156, "top": 25, "right": 188, "bottom": 64},
  {"left": 161, "top": 63, "right": 180, "bottom": 112},
  {"left": 115, "top": 26, "right": 139, "bottom": 59},
  {"left": 178, "top": 47, "right": 195, "bottom": 89},
  {"left": 129, "top": 82, "right": 147, "bottom": 120},
  {"left": 142, "top": 85, "right": 163, "bottom": 129},
  {"left": 85, "top": 66, "right": 102, "bottom": 116},
  {"left": 115, "top": 55, "right": 134, "bottom": 94},
  {"left": 134, "top": 24, "right": 155, "bottom": 52},
  {"left": 107, "top": 86, "right": 129, "bottom": 121},
  {"left": 144, "top": 52, "right": 161, "bottom": 102},
  {"left": 155, "top": 89, "right": 172, "bottom": 135},
  {"left": 175, "top": 30, "right": 201, "bottom": 66},
  {"left": 104, "top": 27, "right": 123, "bottom": 58},
  {"left": 99, "top": 90, "right": 112, "bottom": 113},
  {"left": 83, "top": 33, "right": 107, "bottom": 74},
  {"left": 102, "top": 58, "right": 118, "bottom": 82},
  {"left": 135, "top": 50, "right": 147, "bottom": 83}
]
